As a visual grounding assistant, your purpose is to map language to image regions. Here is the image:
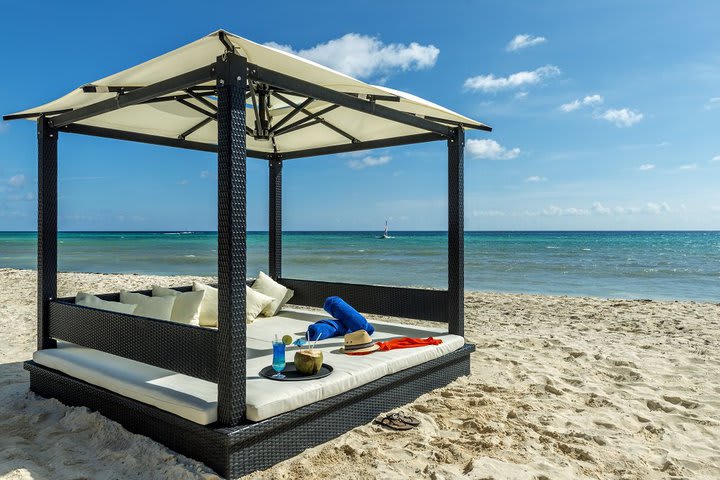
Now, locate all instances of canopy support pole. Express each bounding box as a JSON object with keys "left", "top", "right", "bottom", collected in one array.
[
  {"left": 37, "top": 117, "right": 58, "bottom": 350},
  {"left": 269, "top": 155, "right": 283, "bottom": 280},
  {"left": 447, "top": 127, "right": 464, "bottom": 336},
  {"left": 216, "top": 53, "right": 248, "bottom": 426}
]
